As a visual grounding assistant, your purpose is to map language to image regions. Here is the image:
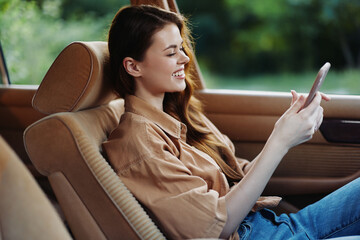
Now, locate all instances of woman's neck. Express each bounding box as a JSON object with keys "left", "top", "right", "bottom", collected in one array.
[{"left": 134, "top": 89, "right": 164, "bottom": 111}]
